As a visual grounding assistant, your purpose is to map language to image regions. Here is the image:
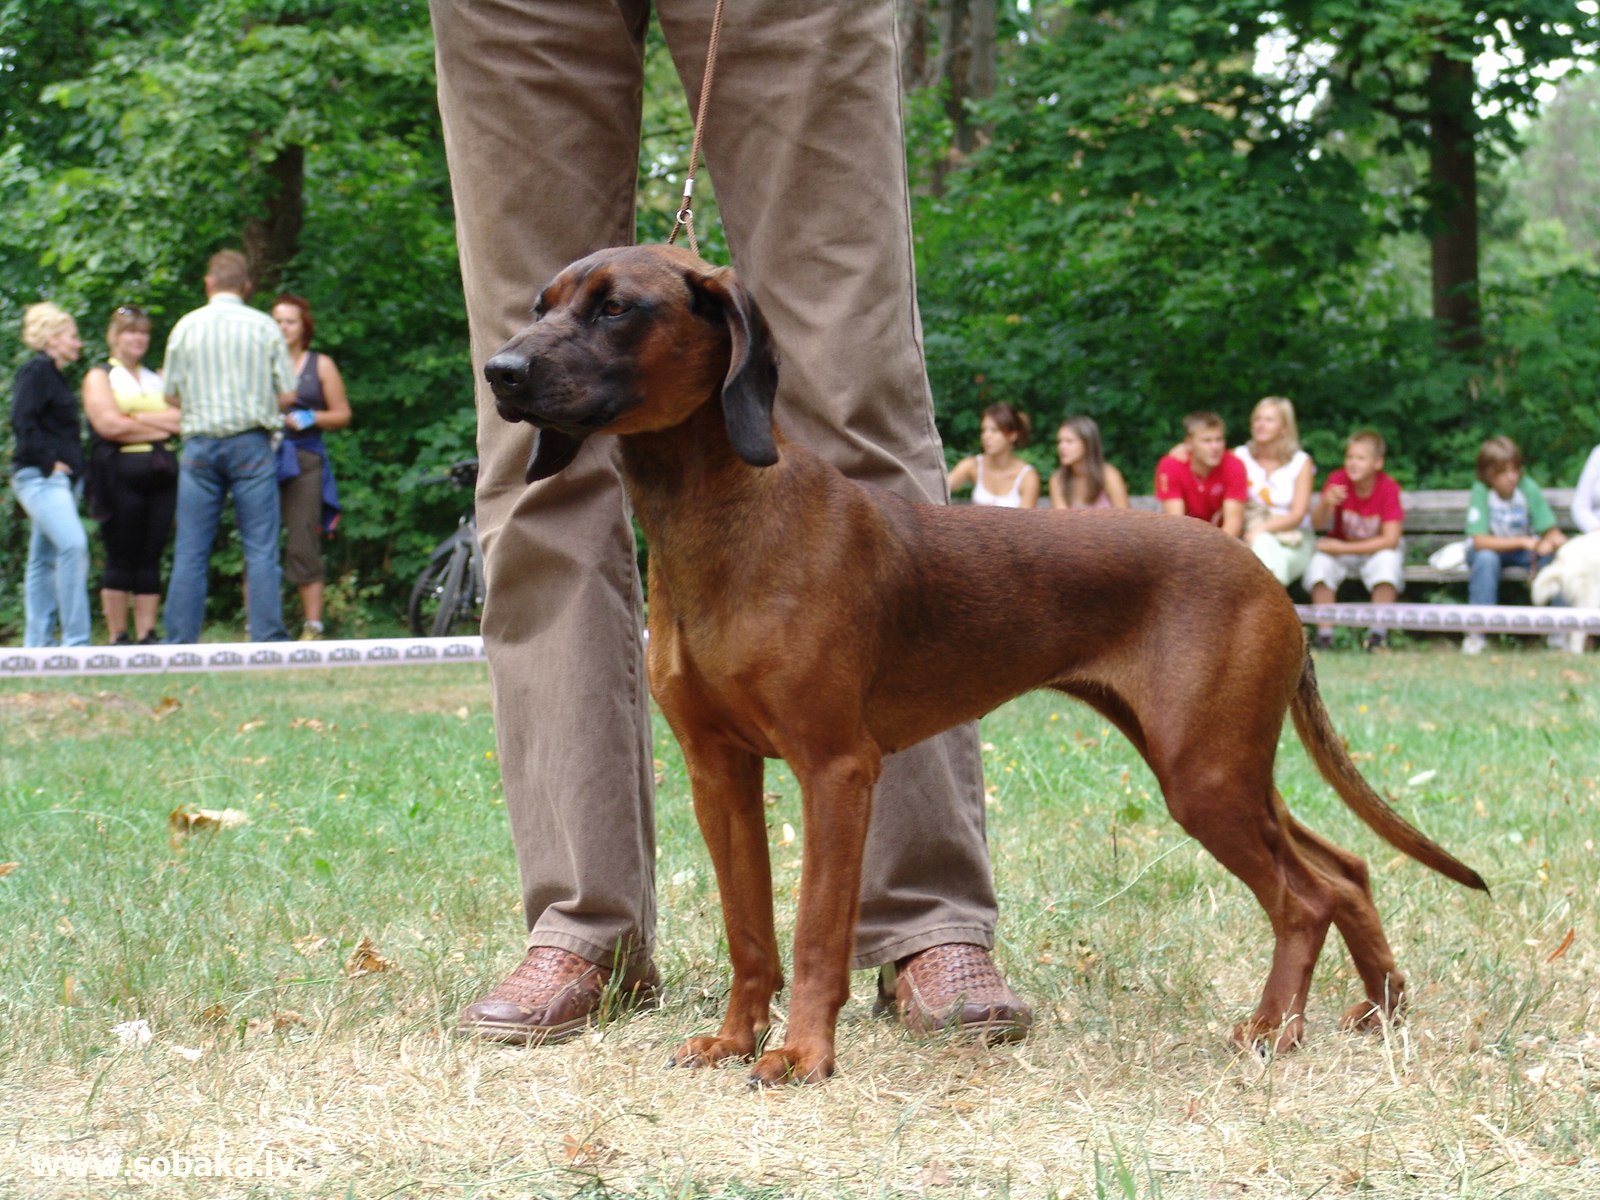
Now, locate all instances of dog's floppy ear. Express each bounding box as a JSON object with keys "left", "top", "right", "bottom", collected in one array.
[
  {"left": 690, "top": 267, "right": 779, "bottom": 468},
  {"left": 524, "top": 428, "right": 585, "bottom": 484}
]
